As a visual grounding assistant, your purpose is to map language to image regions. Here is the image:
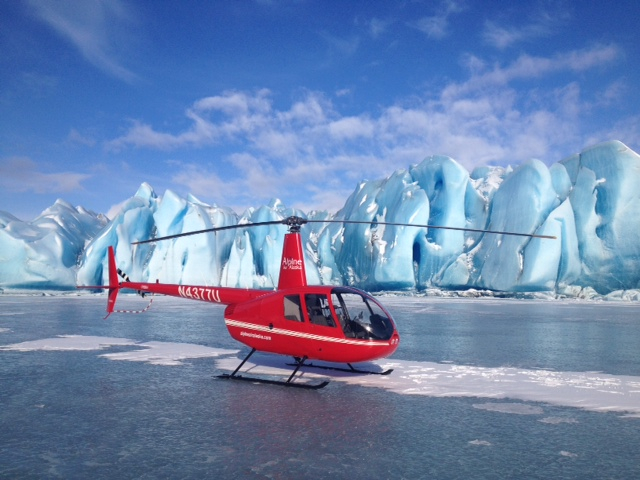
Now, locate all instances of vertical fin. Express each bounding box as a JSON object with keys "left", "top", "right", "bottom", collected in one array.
[
  {"left": 105, "top": 246, "right": 120, "bottom": 318},
  {"left": 278, "top": 232, "right": 307, "bottom": 290}
]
